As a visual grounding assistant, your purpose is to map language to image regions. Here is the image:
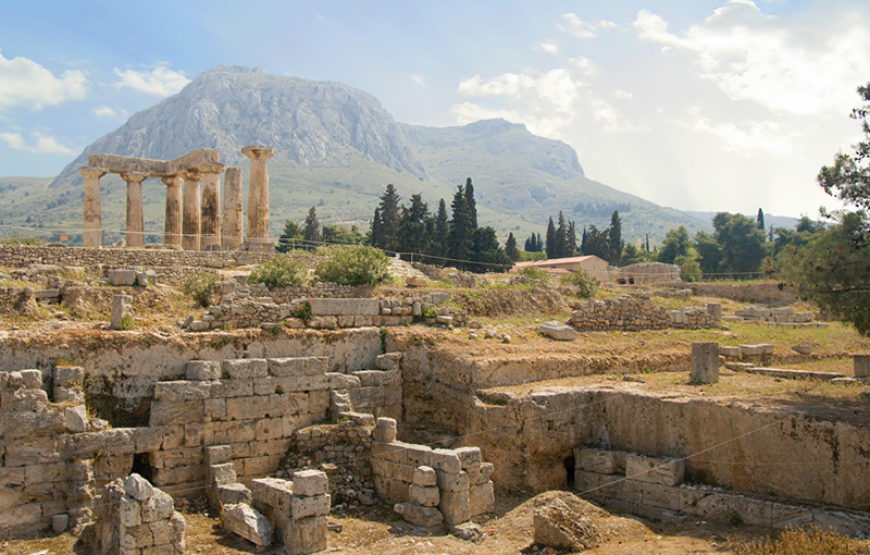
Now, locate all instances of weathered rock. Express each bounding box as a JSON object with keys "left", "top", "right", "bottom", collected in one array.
[
  {"left": 394, "top": 502, "right": 444, "bottom": 529},
  {"left": 292, "top": 469, "right": 329, "bottom": 497},
  {"left": 373, "top": 417, "right": 397, "bottom": 443},
  {"left": 284, "top": 515, "right": 327, "bottom": 555},
  {"left": 222, "top": 503, "right": 273, "bottom": 546},
  {"left": 452, "top": 522, "right": 485, "bottom": 543},
  {"left": 109, "top": 294, "right": 134, "bottom": 330},
  {"left": 533, "top": 498, "right": 600, "bottom": 551},
  {"left": 539, "top": 320, "right": 577, "bottom": 341},
  {"left": 124, "top": 473, "right": 154, "bottom": 501}
]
